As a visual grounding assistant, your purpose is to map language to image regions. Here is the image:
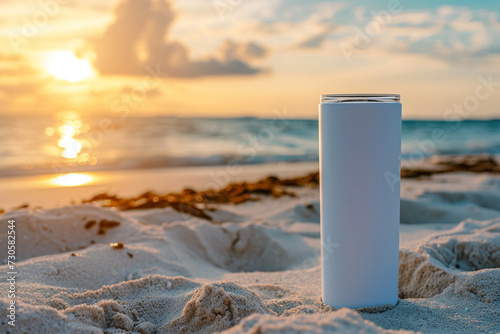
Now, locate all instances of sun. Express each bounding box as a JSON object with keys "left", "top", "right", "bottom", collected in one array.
[{"left": 46, "top": 51, "right": 93, "bottom": 82}]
